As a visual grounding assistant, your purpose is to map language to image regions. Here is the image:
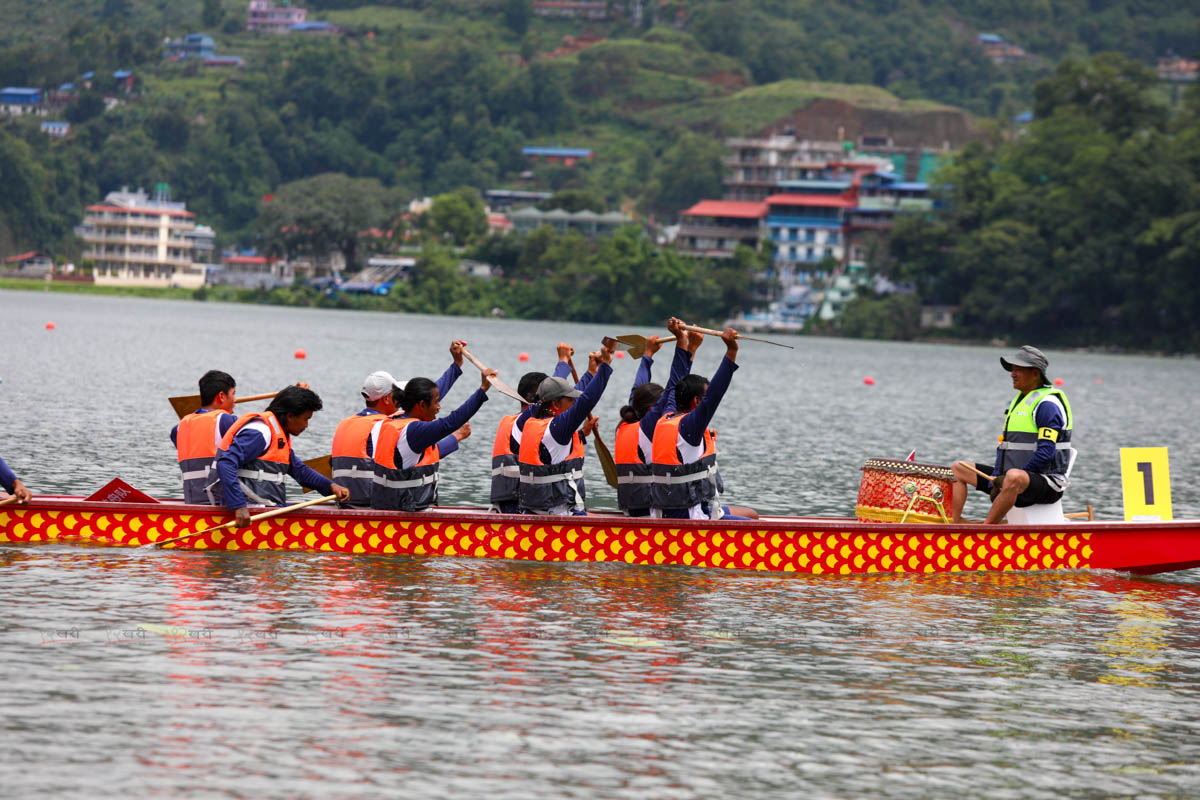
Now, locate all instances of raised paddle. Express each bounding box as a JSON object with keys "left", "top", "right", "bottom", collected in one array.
[
  {"left": 604, "top": 335, "right": 665, "bottom": 360},
  {"left": 459, "top": 347, "right": 523, "bottom": 402},
  {"left": 169, "top": 391, "right": 277, "bottom": 419},
  {"left": 149, "top": 494, "right": 337, "bottom": 549},
  {"left": 567, "top": 356, "right": 619, "bottom": 490},
  {"left": 677, "top": 324, "right": 794, "bottom": 350}
]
